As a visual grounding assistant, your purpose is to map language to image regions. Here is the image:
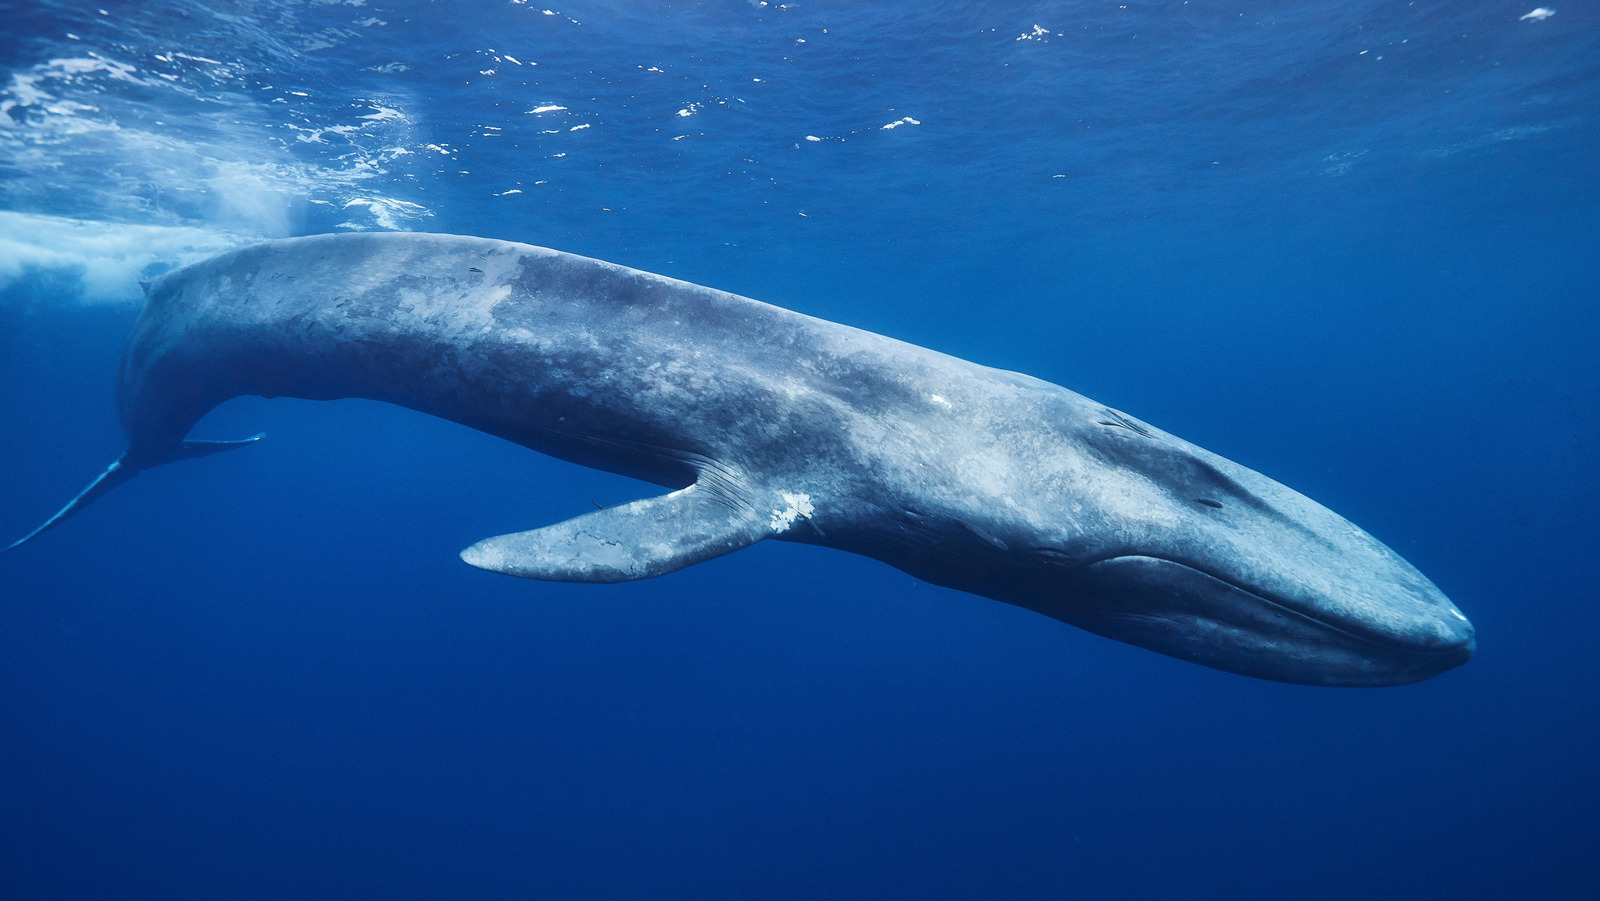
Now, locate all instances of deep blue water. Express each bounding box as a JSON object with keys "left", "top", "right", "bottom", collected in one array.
[{"left": 2, "top": 1, "right": 1597, "bottom": 898}]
